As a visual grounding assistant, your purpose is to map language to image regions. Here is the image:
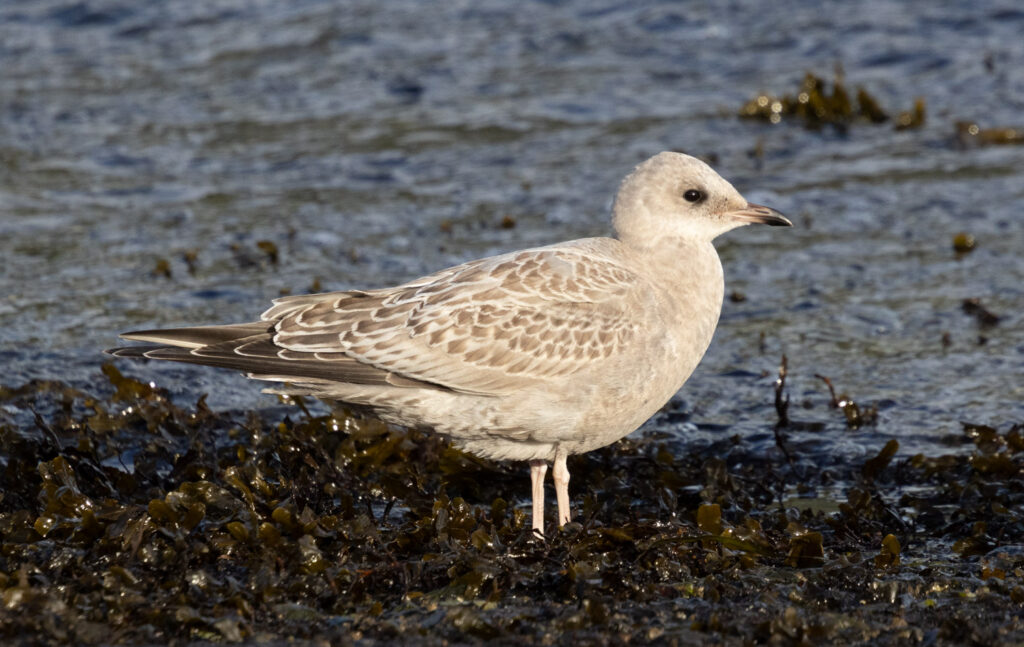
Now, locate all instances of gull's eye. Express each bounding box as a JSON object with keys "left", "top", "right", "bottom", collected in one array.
[{"left": 683, "top": 189, "right": 704, "bottom": 203}]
